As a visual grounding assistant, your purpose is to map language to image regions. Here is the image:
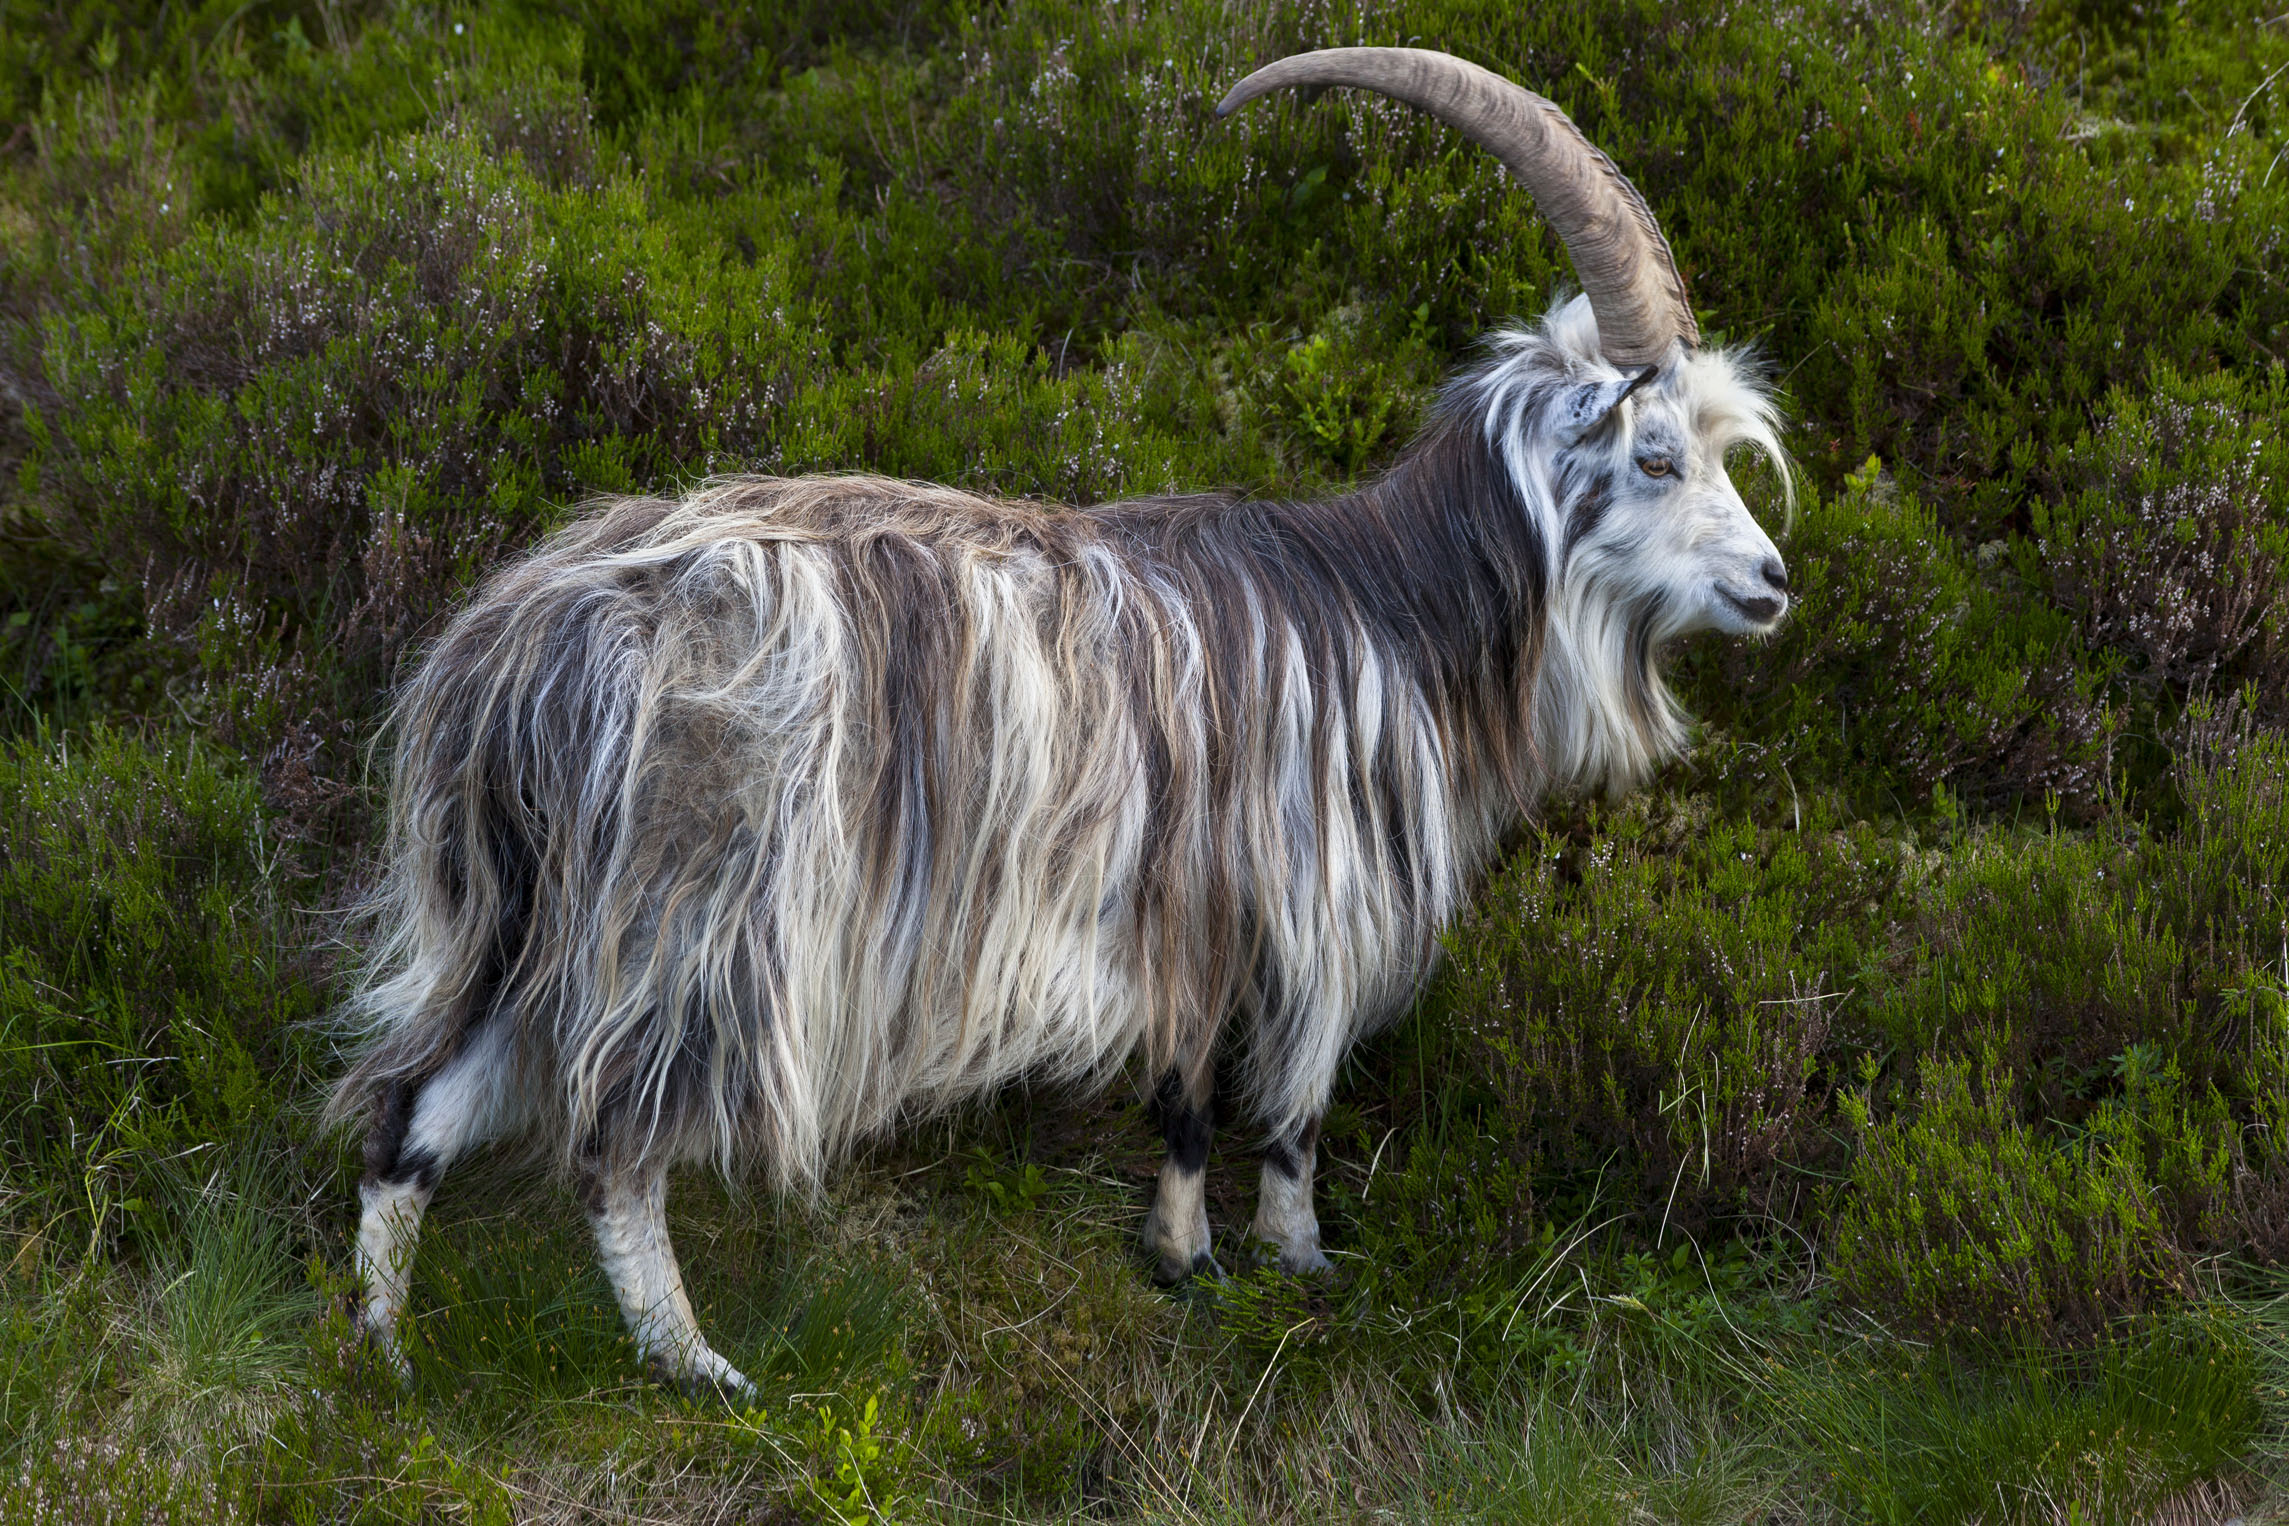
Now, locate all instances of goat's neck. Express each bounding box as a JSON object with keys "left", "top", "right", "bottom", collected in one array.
[{"left": 1346, "top": 421, "right": 1685, "bottom": 831}]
